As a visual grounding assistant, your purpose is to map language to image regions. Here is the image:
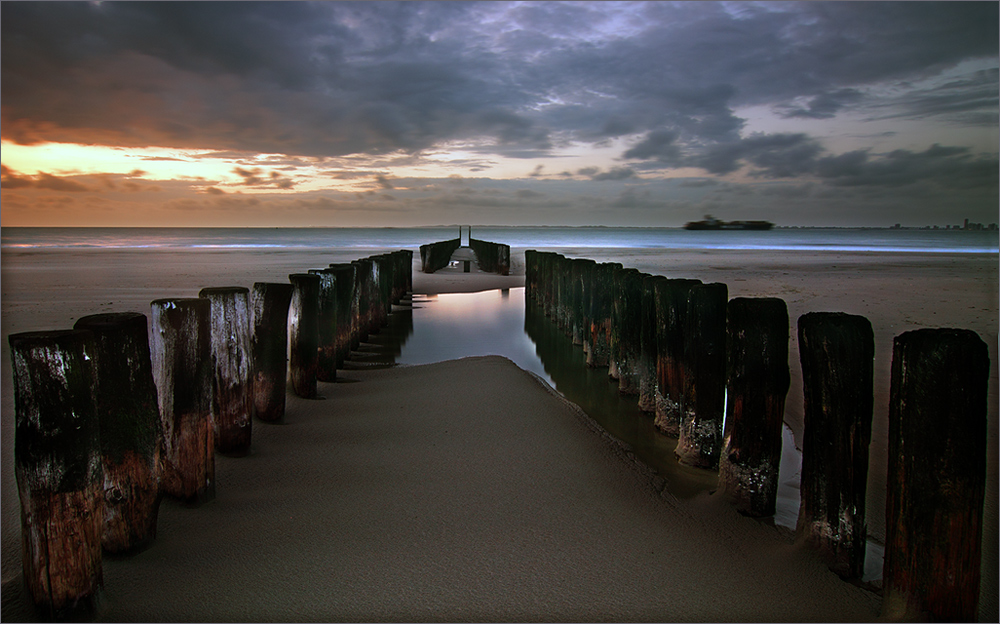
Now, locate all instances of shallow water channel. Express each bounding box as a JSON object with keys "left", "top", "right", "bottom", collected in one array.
[{"left": 361, "top": 287, "right": 882, "bottom": 582}]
